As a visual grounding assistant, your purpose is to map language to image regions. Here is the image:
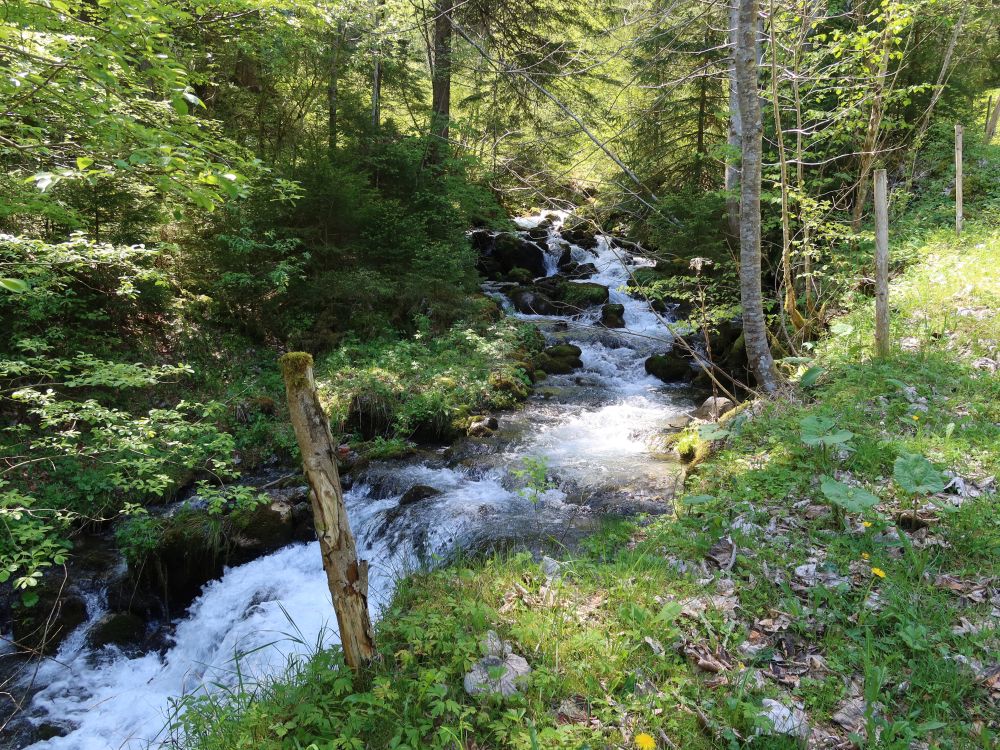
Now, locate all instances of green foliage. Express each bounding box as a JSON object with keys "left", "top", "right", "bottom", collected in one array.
[
  {"left": 893, "top": 452, "right": 946, "bottom": 496},
  {"left": 819, "top": 476, "right": 880, "bottom": 514},
  {"left": 512, "top": 456, "right": 554, "bottom": 505},
  {"left": 798, "top": 415, "right": 855, "bottom": 450}
]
